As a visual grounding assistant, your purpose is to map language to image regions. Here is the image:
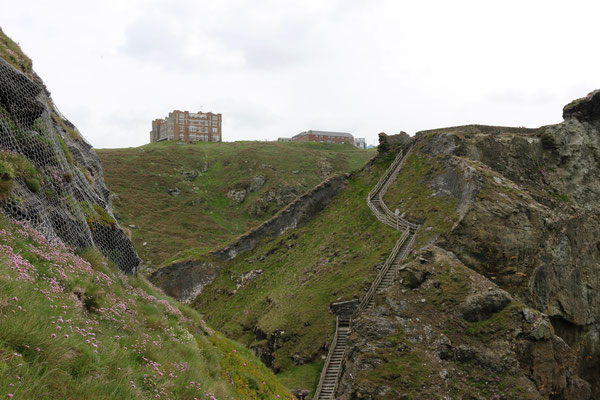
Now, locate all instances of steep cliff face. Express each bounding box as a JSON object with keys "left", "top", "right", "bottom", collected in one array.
[
  {"left": 337, "top": 247, "right": 590, "bottom": 399},
  {"left": 0, "top": 30, "right": 140, "bottom": 272},
  {"left": 344, "top": 92, "right": 600, "bottom": 398}
]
